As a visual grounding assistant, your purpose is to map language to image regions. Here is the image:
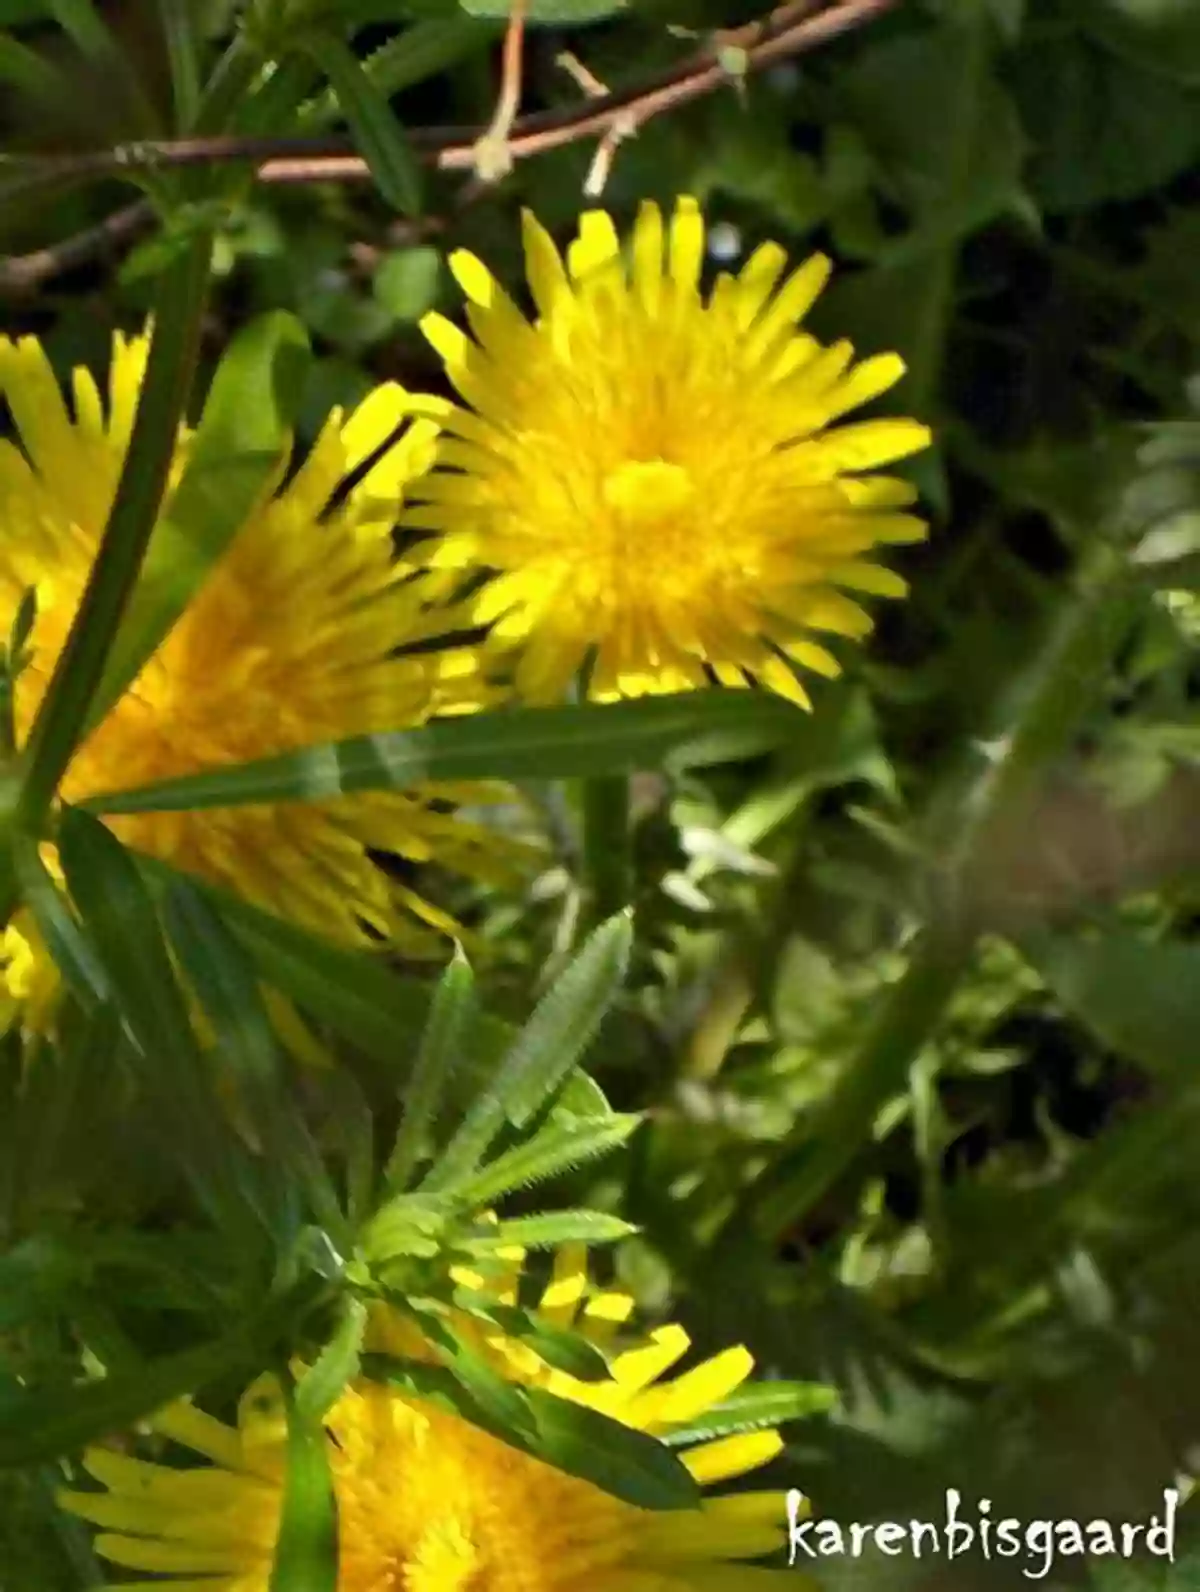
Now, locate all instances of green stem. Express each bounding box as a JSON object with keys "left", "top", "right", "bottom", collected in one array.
[
  {"left": 16, "top": 231, "right": 212, "bottom": 834},
  {"left": 580, "top": 776, "right": 631, "bottom": 931},
  {"left": 736, "top": 536, "right": 1143, "bottom": 1241}
]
